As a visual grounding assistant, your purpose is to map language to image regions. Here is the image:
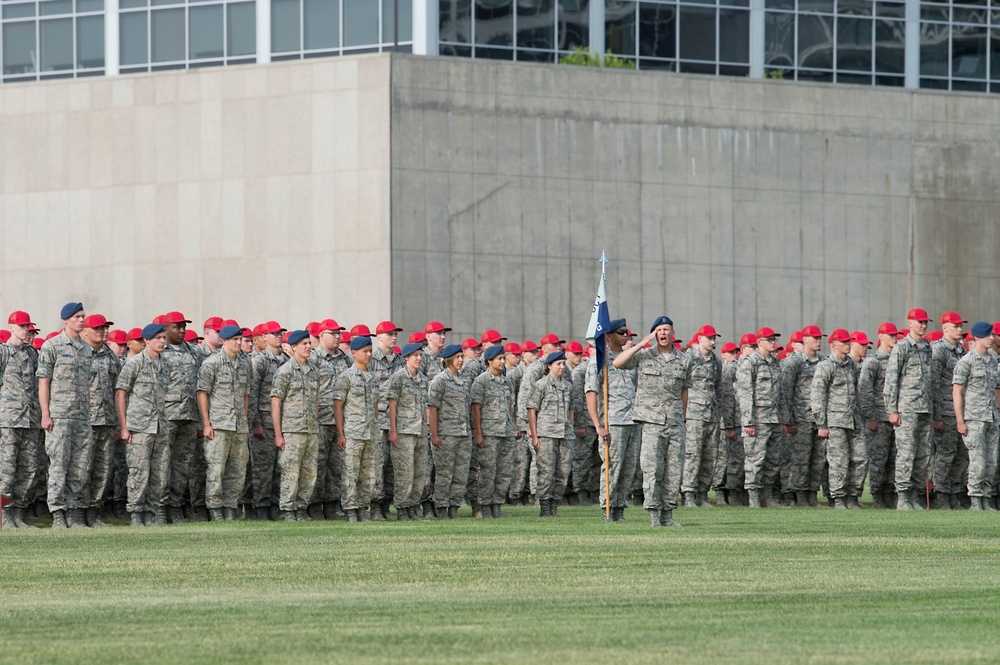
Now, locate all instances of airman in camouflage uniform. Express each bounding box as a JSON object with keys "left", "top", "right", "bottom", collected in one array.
[
  {"left": 310, "top": 319, "right": 351, "bottom": 519},
  {"left": 115, "top": 324, "right": 170, "bottom": 527},
  {"left": 780, "top": 325, "right": 825, "bottom": 507},
  {"left": 566, "top": 342, "right": 595, "bottom": 505},
  {"left": 0, "top": 311, "right": 42, "bottom": 529},
  {"left": 197, "top": 325, "right": 251, "bottom": 521},
  {"left": 270, "top": 330, "right": 320, "bottom": 521},
  {"left": 615, "top": 316, "right": 691, "bottom": 527},
  {"left": 528, "top": 351, "right": 574, "bottom": 518},
  {"left": 718, "top": 337, "right": 751, "bottom": 505},
  {"left": 428, "top": 344, "right": 472, "bottom": 519},
  {"left": 250, "top": 321, "right": 288, "bottom": 518},
  {"left": 506, "top": 341, "right": 531, "bottom": 504},
  {"left": 516, "top": 335, "right": 565, "bottom": 504},
  {"left": 681, "top": 325, "right": 723, "bottom": 508},
  {"left": 37, "top": 302, "right": 95, "bottom": 529},
  {"left": 334, "top": 336, "right": 380, "bottom": 523},
  {"left": 370, "top": 321, "right": 405, "bottom": 521},
  {"left": 81, "top": 314, "right": 119, "bottom": 527},
  {"left": 811, "top": 329, "right": 867, "bottom": 509},
  {"left": 883, "top": 308, "right": 934, "bottom": 511},
  {"left": 952, "top": 321, "right": 1000, "bottom": 510},
  {"left": 930, "top": 312, "right": 968, "bottom": 510},
  {"left": 160, "top": 312, "right": 202, "bottom": 523},
  {"left": 470, "top": 345, "right": 515, "bottom": 518},
  {"left": 420, "top": 321, "right": 451, "bottom": 517},
  {"left": 387, "top": 343, "right": 429, "bottom": 521},
  {"left": 858, "top": 323, "right": 901, "bottom": 508},
  {"left": 189, "top": 316, "right": 224, "bottom": 519}
]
